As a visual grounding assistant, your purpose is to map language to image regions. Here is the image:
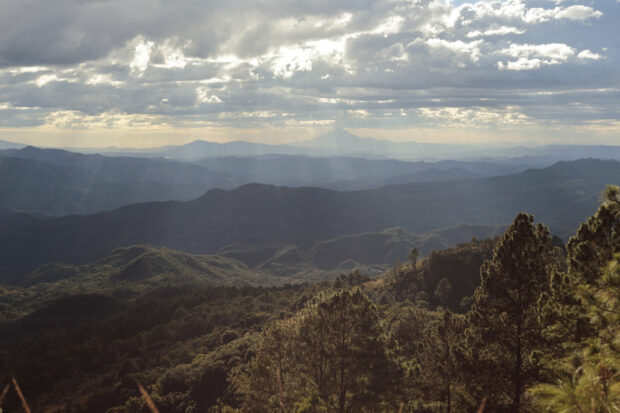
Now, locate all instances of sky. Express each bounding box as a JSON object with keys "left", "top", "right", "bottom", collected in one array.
[{"left": 0, "top": 0, "right": 618, "bottom": 148}]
